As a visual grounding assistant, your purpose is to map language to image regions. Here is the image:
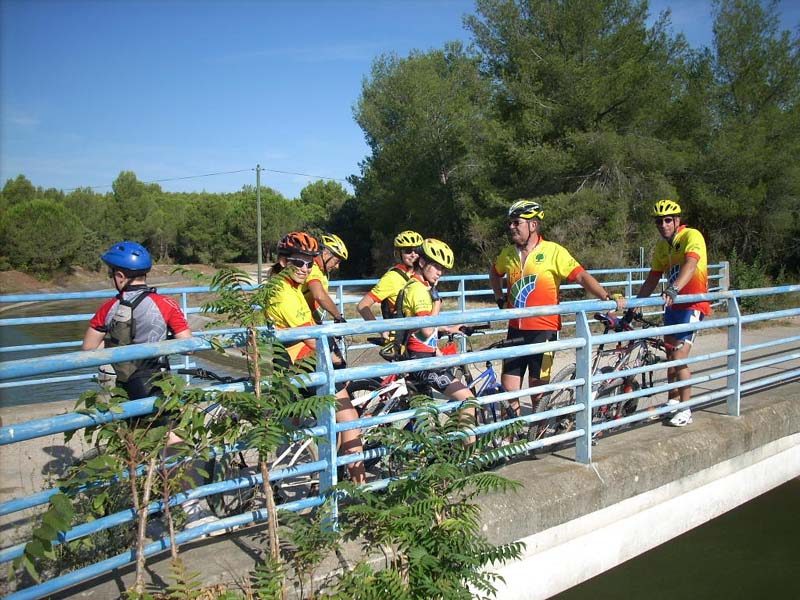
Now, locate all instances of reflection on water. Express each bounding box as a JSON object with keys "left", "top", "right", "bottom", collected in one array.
[
  {"left": 554, "top": 478, "right": 800, "bottom": 599},
  {"left": 0, "top": 298, "right": 247, "bottom": 407}
]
